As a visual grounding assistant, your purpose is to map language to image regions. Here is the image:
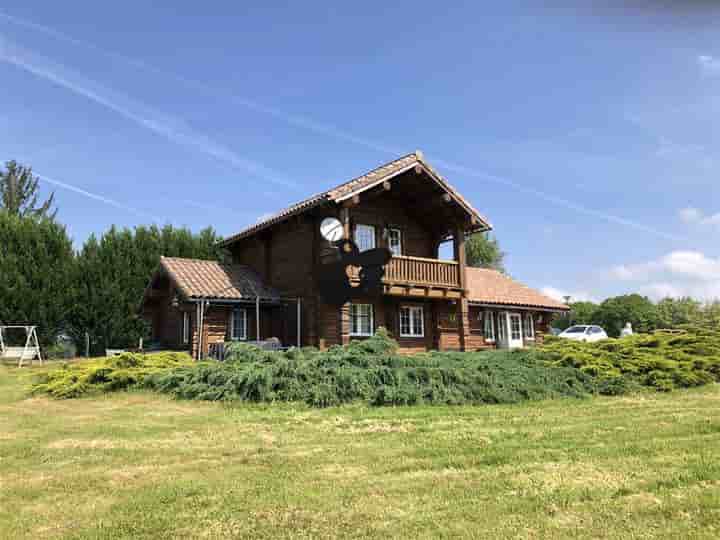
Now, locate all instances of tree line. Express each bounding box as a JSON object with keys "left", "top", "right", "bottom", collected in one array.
[
  {"left": 555, "top": 294, "right": 720, "bottom": 337},
  {"left": 0, "top": 161, "right": 222, "bottom": 353}
]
